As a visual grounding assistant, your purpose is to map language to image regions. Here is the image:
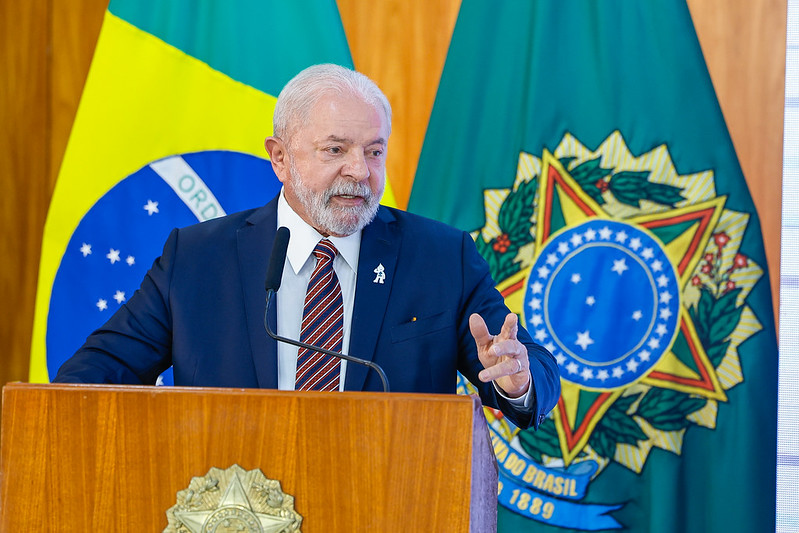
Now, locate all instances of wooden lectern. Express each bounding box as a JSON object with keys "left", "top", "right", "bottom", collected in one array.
[{"left": 0, "top": 383, "right": 497, "bottom": 531}]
